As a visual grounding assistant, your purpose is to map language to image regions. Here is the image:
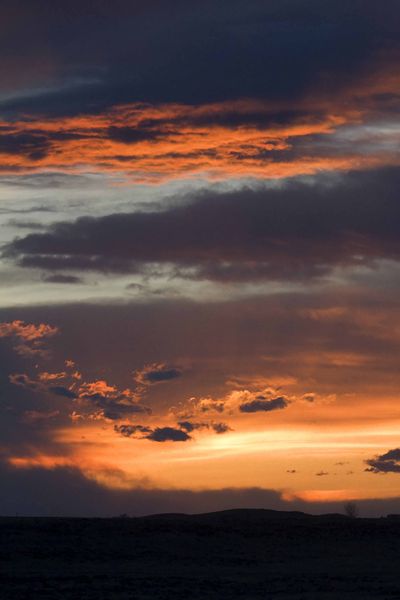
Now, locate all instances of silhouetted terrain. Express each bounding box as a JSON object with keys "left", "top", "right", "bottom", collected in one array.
[{"left": 1, "top": 509, "right": 400, "bottom": 599}]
